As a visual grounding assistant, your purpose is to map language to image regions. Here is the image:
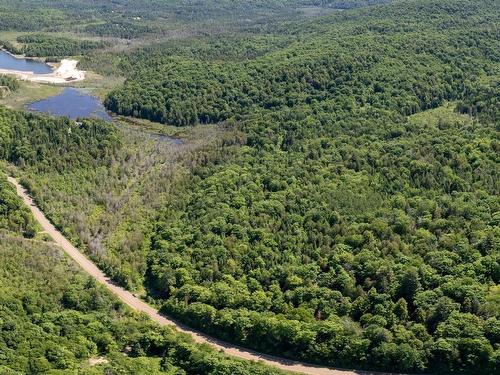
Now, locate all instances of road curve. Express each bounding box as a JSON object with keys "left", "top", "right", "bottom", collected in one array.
[{"left": 9, "top": 176, "right": 385, "bottom": 375}]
